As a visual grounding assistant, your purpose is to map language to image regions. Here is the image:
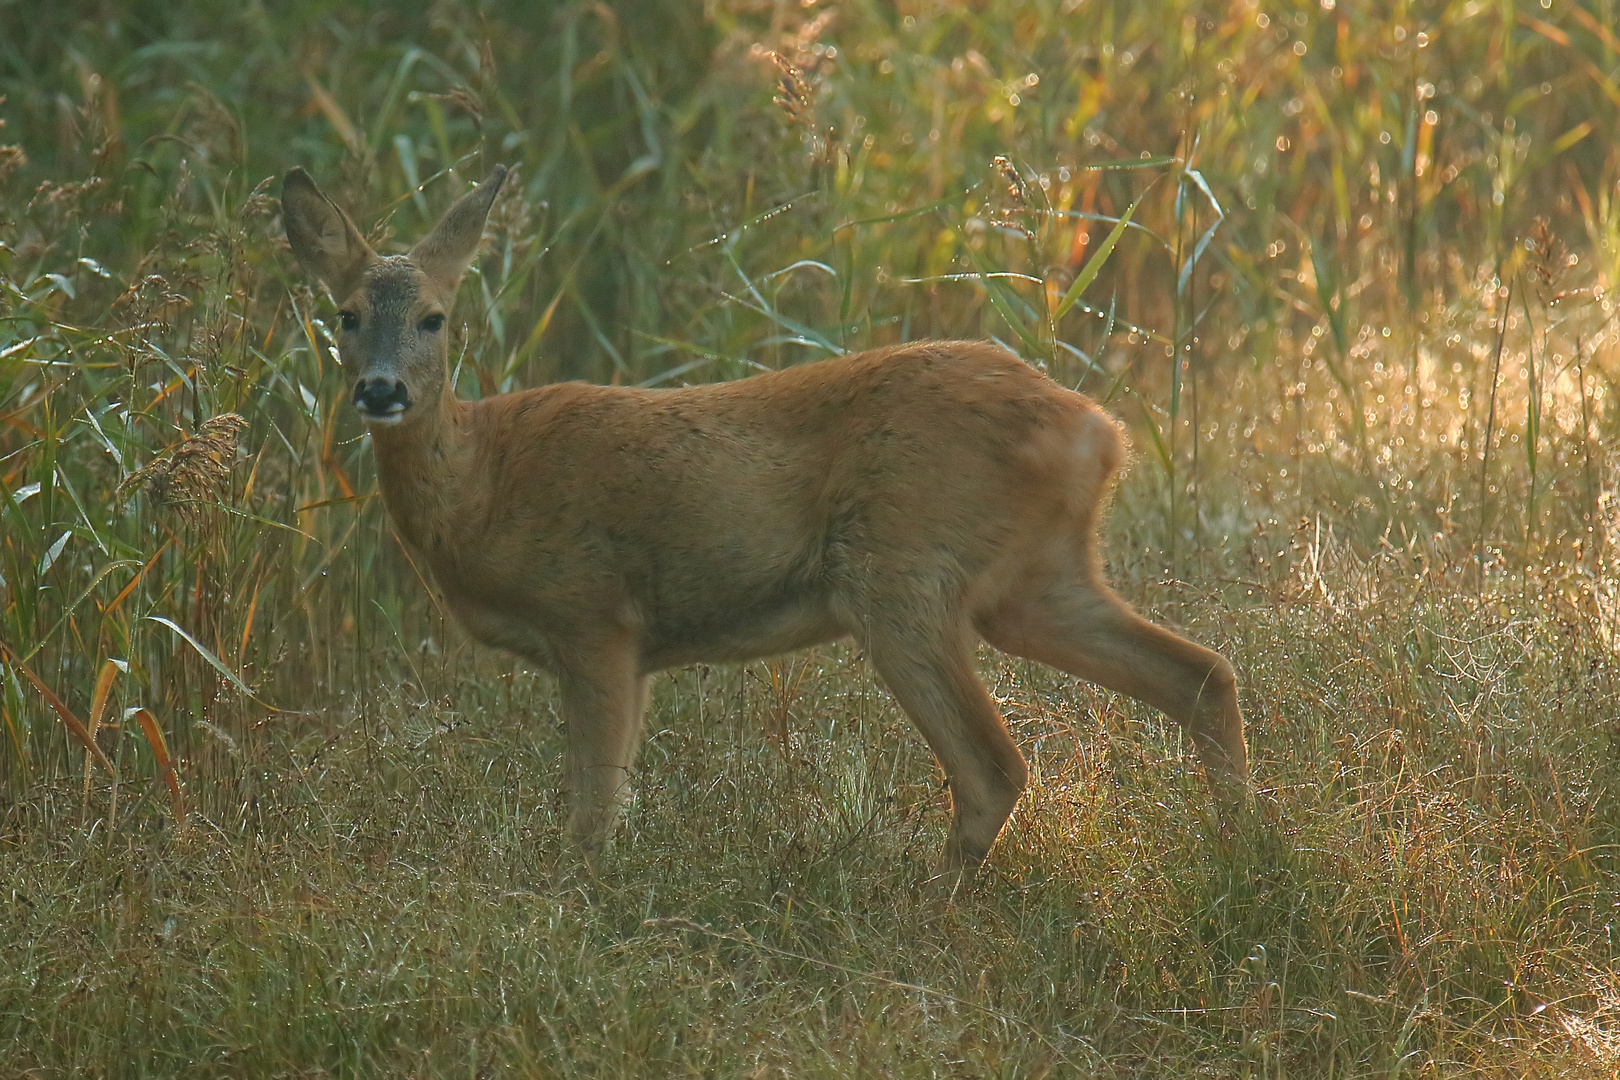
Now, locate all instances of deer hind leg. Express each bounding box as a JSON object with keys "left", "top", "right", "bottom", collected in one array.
[
  {"left": 861, "top": 620, "right": 1029, "bottom": 891},
  {"left": 556, "top": 640, "right": 650, "bottom": 860},
  {"left": 978, "top": 579, "right": 1248, "bottom": 804}
]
